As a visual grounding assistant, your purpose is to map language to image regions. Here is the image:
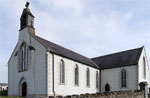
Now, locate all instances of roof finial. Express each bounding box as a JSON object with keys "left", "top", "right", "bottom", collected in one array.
[{"left": 25, "top": 2, "right": 30, "bottom": 8}]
